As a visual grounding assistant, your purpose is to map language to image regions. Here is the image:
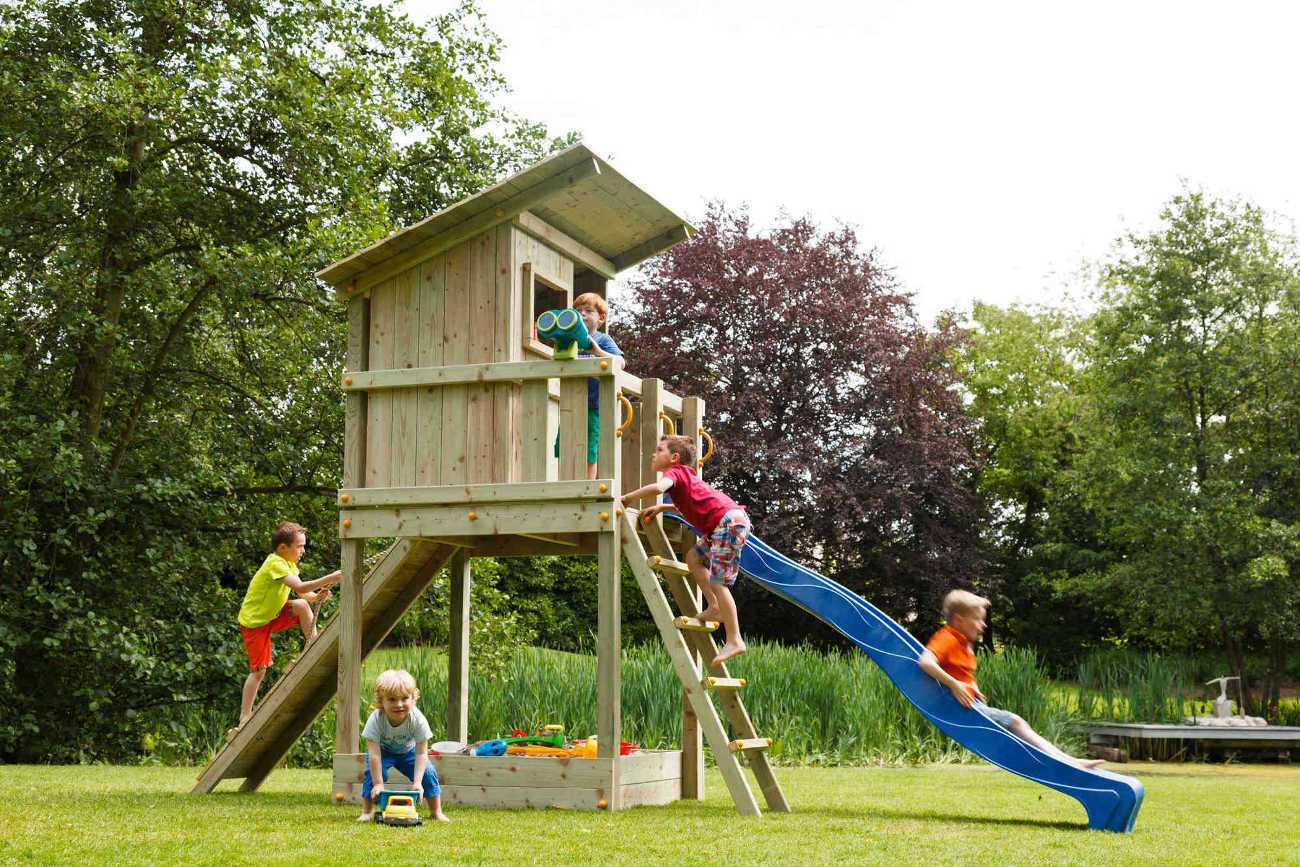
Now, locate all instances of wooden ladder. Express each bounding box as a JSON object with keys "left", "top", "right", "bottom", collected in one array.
[{"left": 619, "top": 510, "right": 790, "bottom": 816}]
